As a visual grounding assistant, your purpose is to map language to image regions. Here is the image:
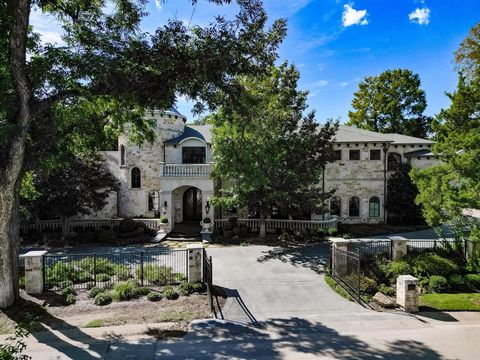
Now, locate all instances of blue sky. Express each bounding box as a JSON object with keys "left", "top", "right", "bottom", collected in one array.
[{"left": 31, "top": 1, "right": 480, "bottom": 124}]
